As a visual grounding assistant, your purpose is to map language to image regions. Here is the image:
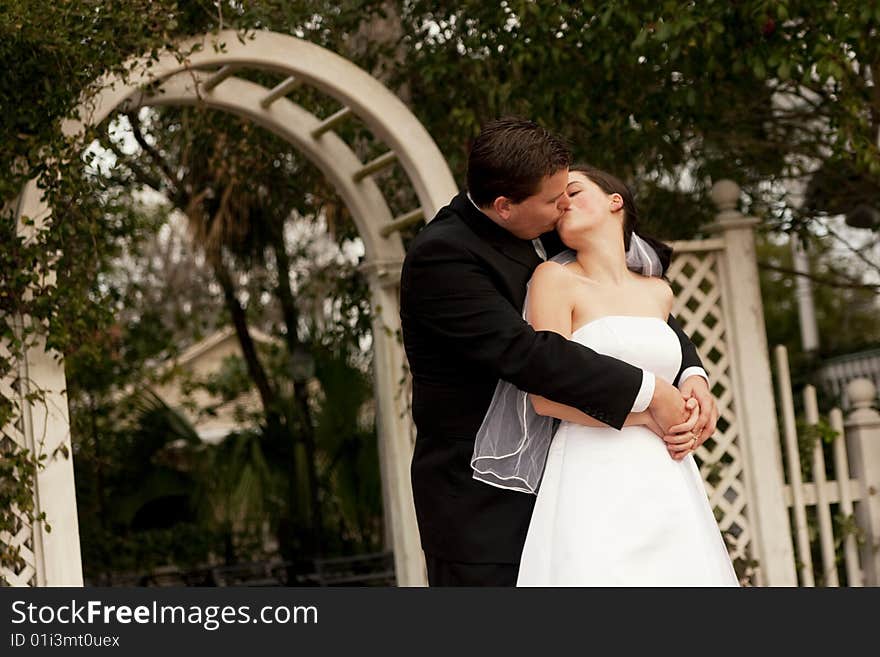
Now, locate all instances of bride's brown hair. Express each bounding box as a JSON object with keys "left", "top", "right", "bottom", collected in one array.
[{"left": 569, "top": 164, "right": 672, "bottom": 272}]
